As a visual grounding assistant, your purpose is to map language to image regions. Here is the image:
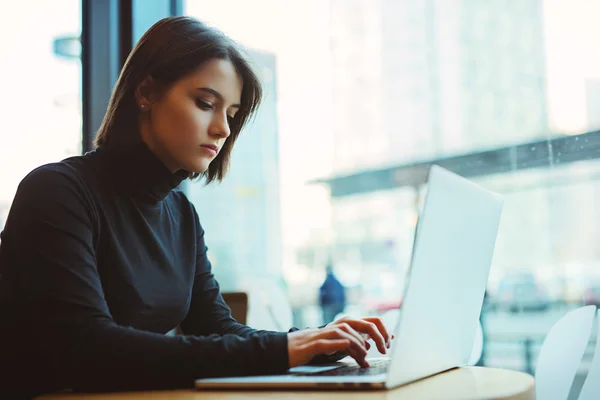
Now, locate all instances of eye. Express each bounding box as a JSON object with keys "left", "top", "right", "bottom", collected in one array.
[{"left": 196, "top": 99, "right": 213, "bottom": 110}]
